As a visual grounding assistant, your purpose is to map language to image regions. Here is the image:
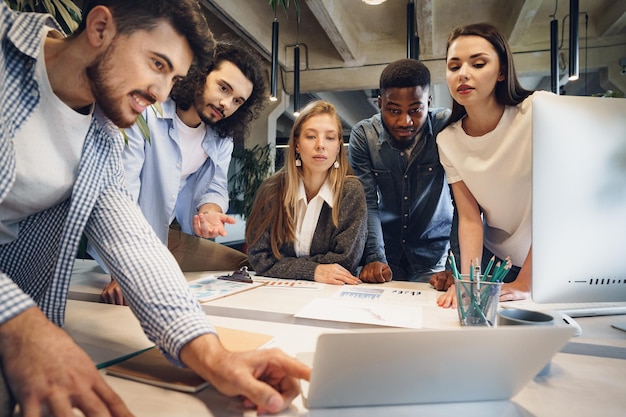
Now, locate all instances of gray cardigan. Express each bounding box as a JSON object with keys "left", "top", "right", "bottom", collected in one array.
[{"left": 247, "top": 177, "right": 367, "bottom": 280}]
